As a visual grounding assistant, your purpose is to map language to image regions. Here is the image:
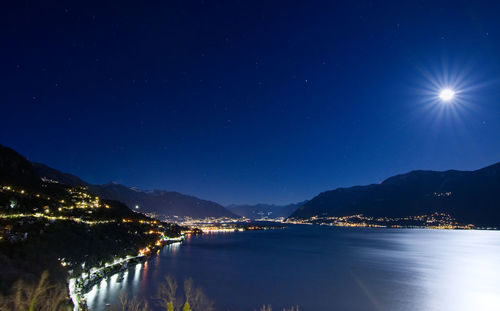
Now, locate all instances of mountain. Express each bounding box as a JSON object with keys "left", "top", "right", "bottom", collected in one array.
[
  {"left": 32, "top": 162, "right": 89, "bottom": 186},
  {"left": 290, "top": 162, "right": 500, "bottom": 226},
  {"left": 0, "top": 145, "right": 41, "bottom": 187},
  {"left": 227, "top": 201, "right": 307, "bottom": 219},
  {"left": 0, "top": 144, "right": 183, "bottom": 290},
  {"left": 0, "top": 144, "right": 182, "bottom": 223},
  {"left": 87, "top": 183, "right": 237, "bottom": 218},
  {"left": 31, "top": 159, "right": 236, "bottom": 219}
]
